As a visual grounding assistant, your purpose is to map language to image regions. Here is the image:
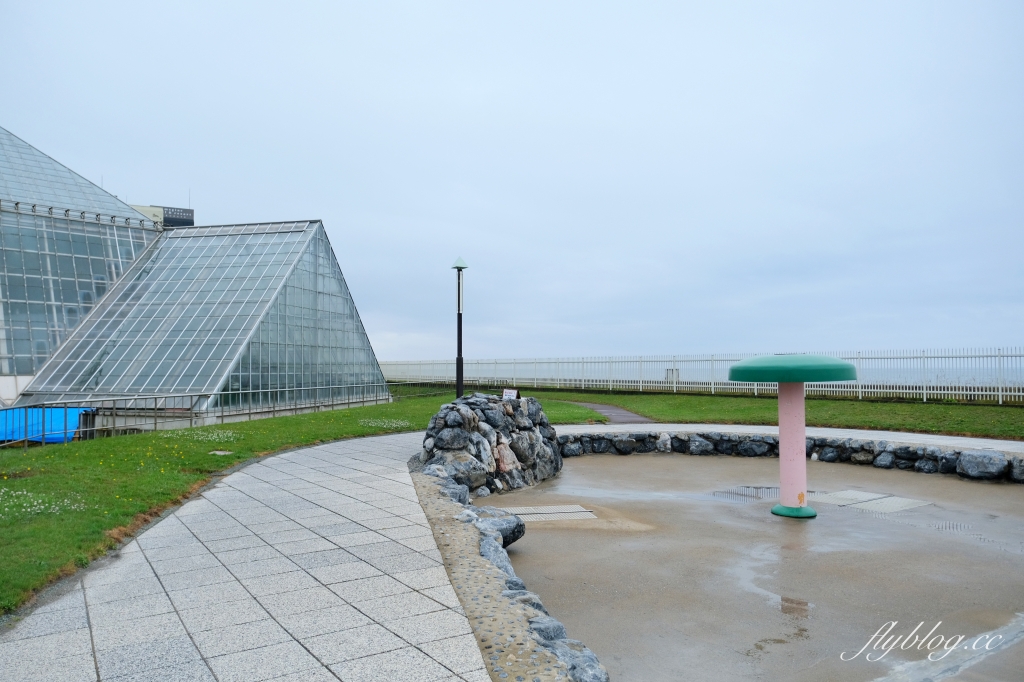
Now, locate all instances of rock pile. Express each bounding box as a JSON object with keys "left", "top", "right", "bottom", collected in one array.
[{"left": 421, "top": 393, "right": 562, "bottom": 493}]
